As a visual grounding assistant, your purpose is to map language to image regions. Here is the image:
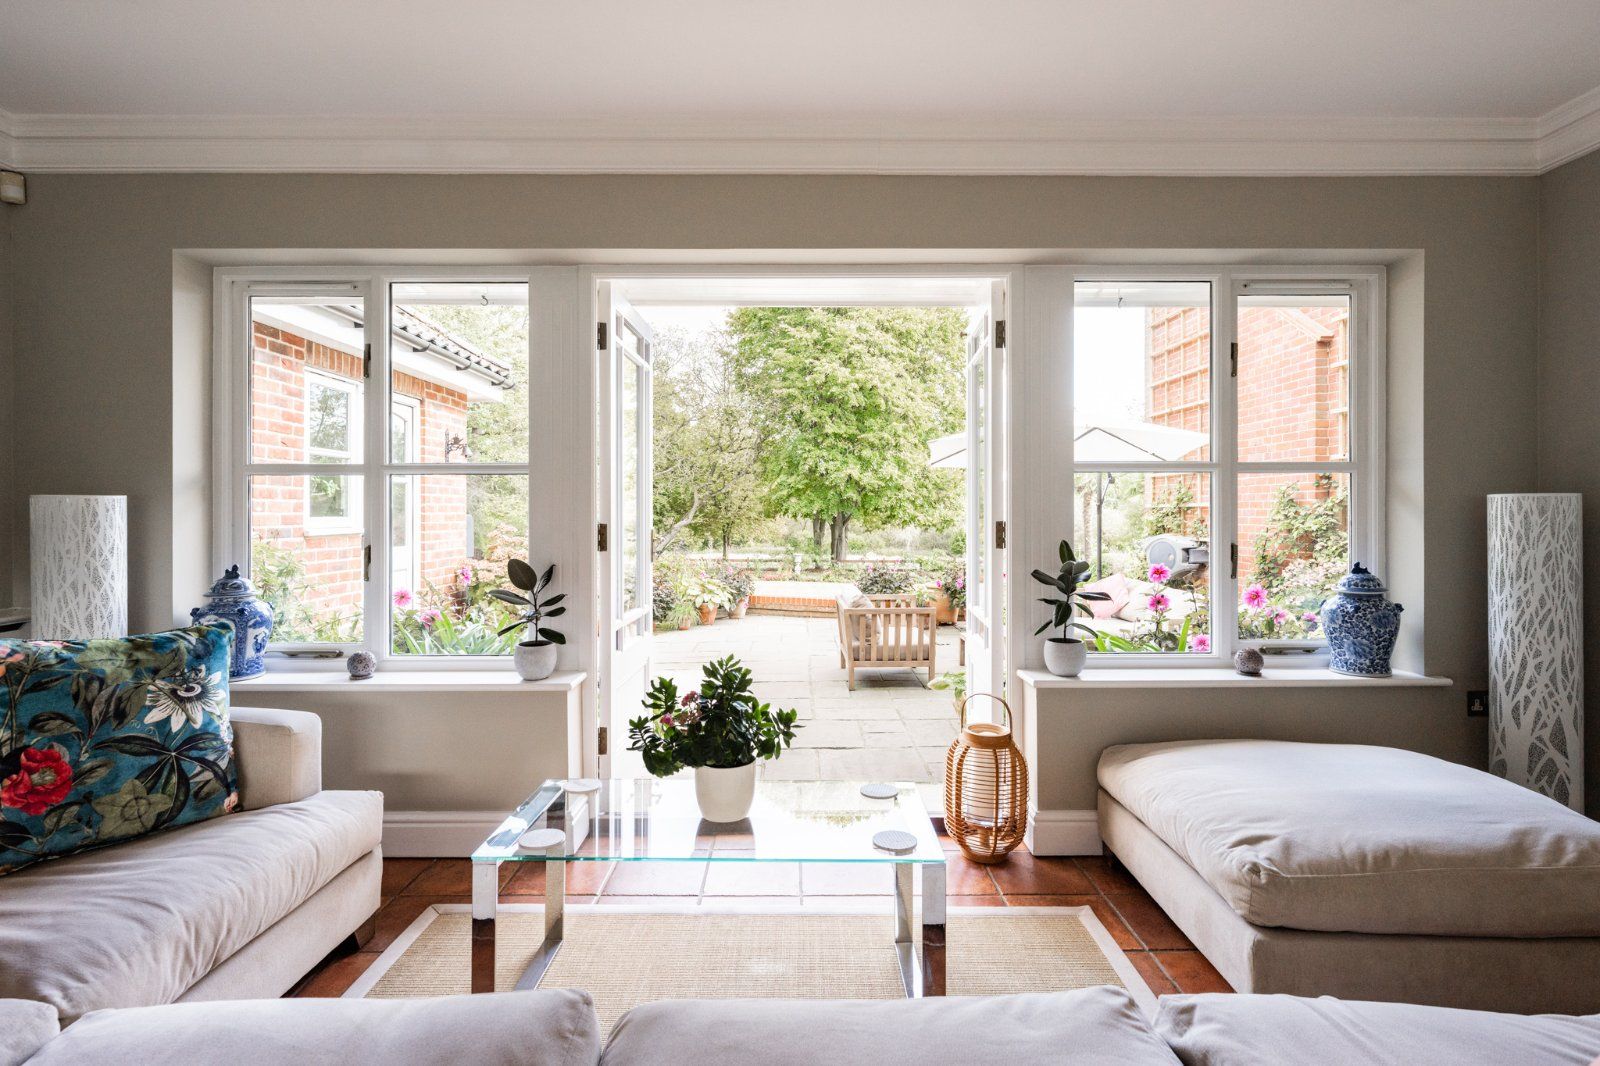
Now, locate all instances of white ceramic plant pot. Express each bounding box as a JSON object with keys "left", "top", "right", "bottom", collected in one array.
[
  {"left": 1042, "top": 637, "right": 1087, "bottom": 677},
  {"left": 514, "top": 640, "right": 559, "bottom": 681},
  {"left": 694, "top": 761, "right": 757, "bottom": 822}
]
